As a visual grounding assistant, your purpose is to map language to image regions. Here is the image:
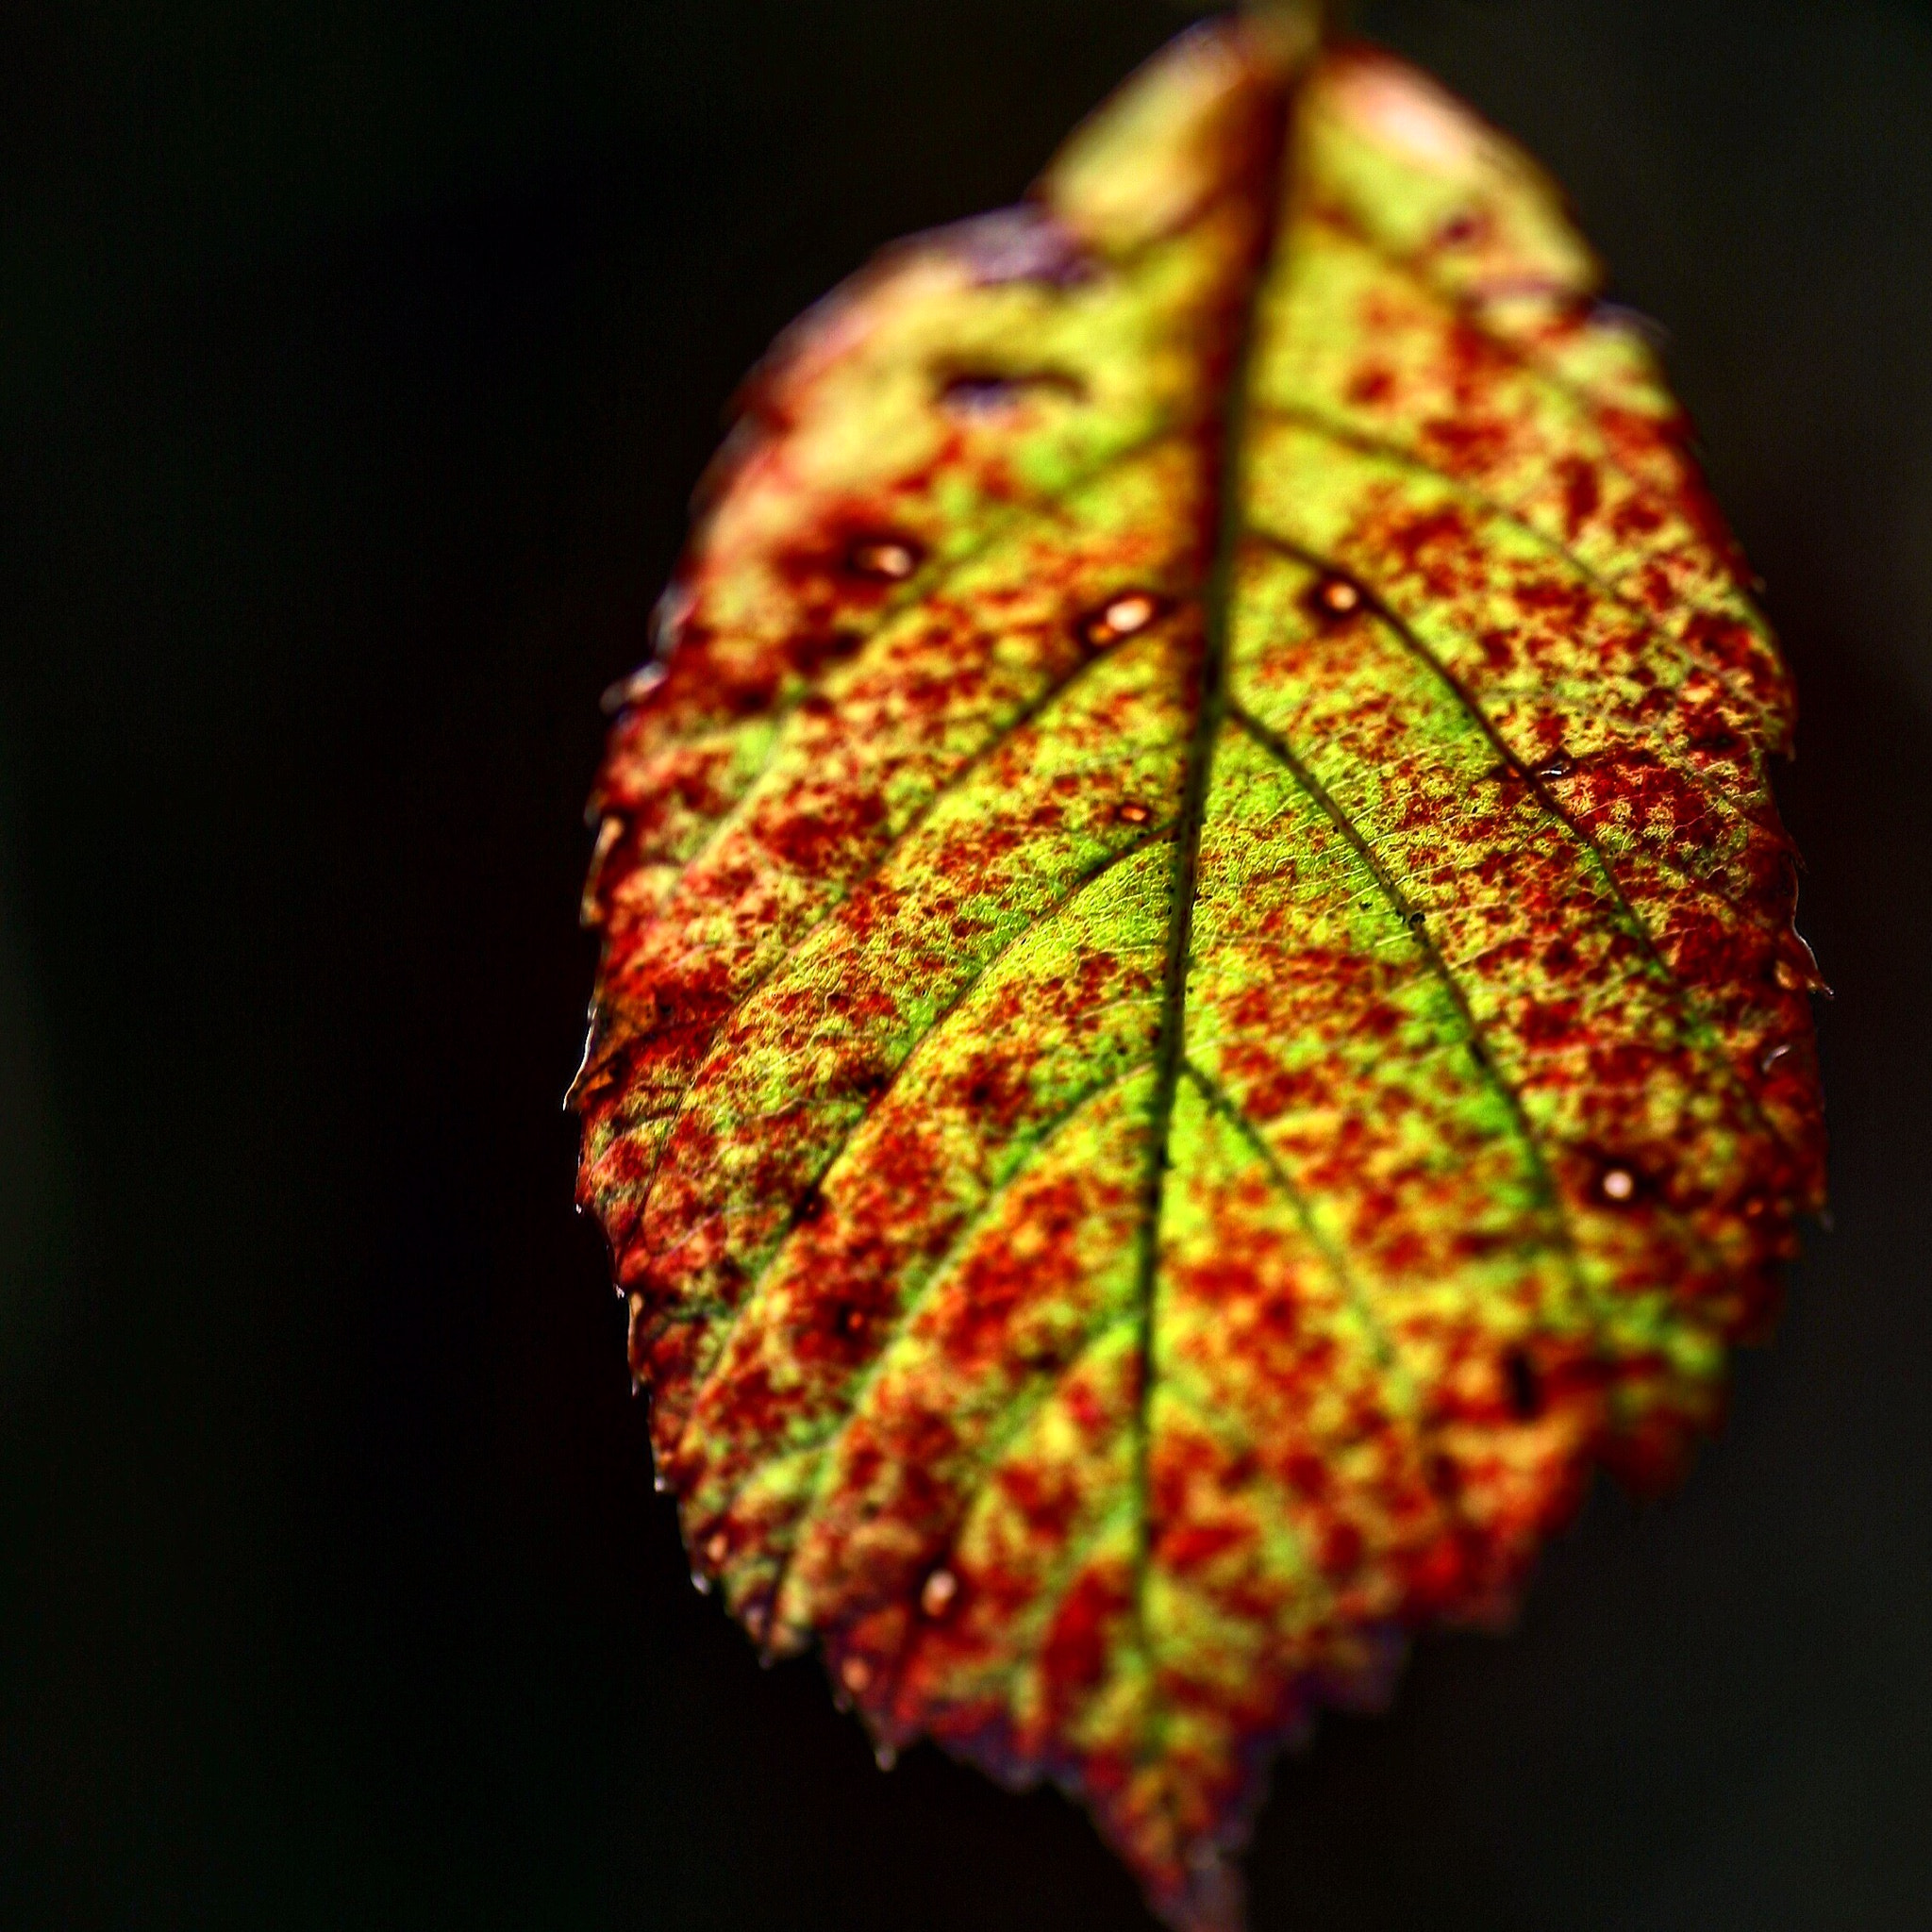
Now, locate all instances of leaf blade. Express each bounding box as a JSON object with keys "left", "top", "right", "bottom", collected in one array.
[{"left": 575, "top": 22, "right": 1824, "bottom": 1928}]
